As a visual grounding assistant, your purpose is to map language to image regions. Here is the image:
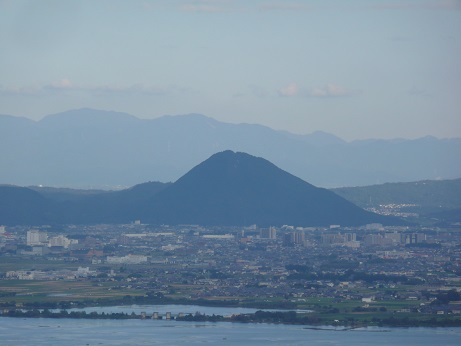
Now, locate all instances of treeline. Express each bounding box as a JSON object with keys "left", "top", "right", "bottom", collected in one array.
[
  {"left": 176, "top": 310, "right": 318, "bottom": 324},
  {"left": 231, "top": 310, "right": 300, "bottom": 324},
  {"left": 369, "top": 316, "right": 461, "bottom": 327},
  {"left": 431, "top": 289, "right": 461, "bottom": 305},
  {"left": 3, "top": 309, "right": 136, "bottom": 319},
  {"left": 0, "top": 294, "right": 290, "bottom": 311},
  {"left": 285, "top": 268, "right": 424, "bottom": 284},
  {"left": 0, "top": 300, "right": 82, "bottom": 310},
  {"left": 4, "top": 309, "right": 461, "bottom": 327}
]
